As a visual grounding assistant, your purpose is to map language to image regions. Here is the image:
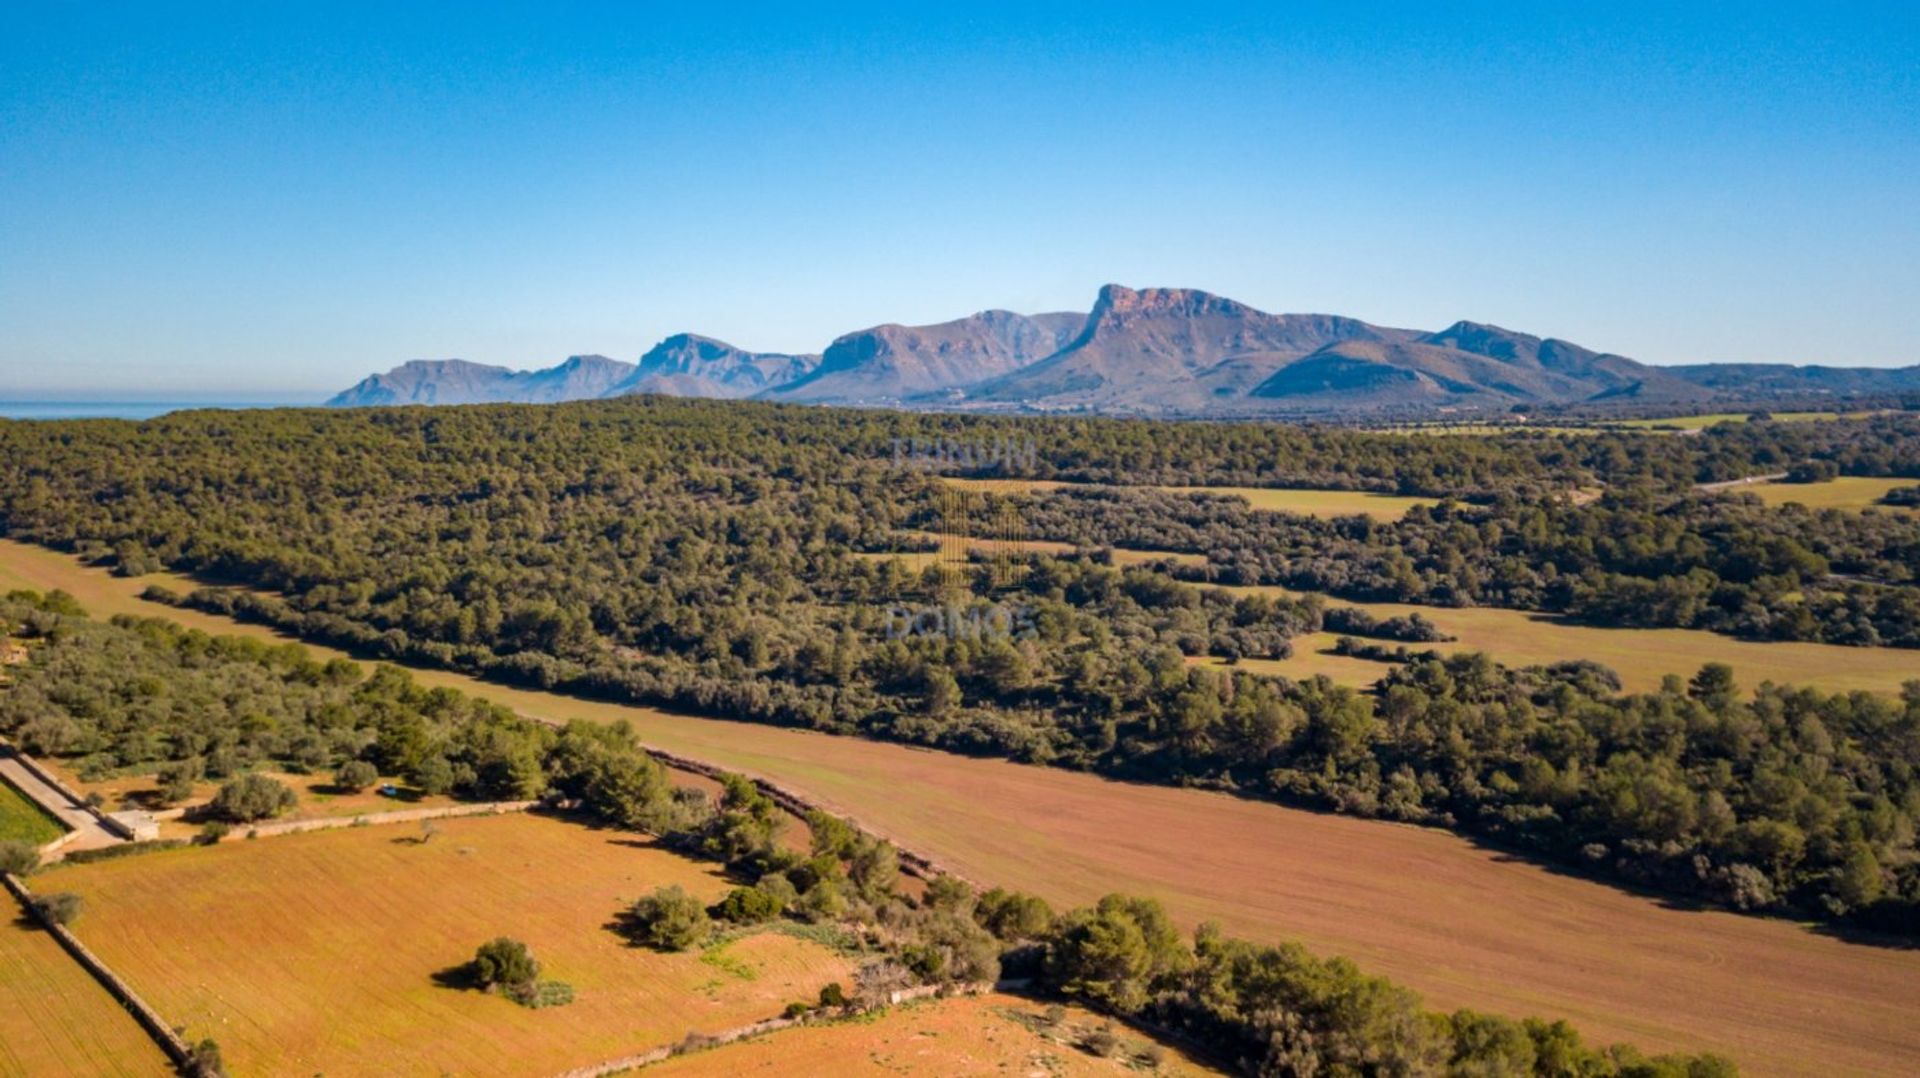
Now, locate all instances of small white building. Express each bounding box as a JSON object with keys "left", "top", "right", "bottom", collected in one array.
[{"left": 105, "top": 810, "right": 160, "bottom": 842}]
